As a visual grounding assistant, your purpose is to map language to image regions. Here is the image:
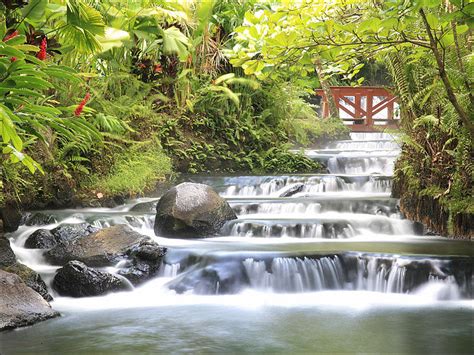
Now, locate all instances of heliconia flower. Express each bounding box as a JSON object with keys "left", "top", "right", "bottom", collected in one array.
[
  {"left": 154, "top": 63, "right": 163, "bottom": 73},
  {"left": 36, "top": 38, "right": 47, "bottom": 60},
  {"left": 3, "top": 30, "right": 19, "bottom": 42},
  {"left": 74, "top": 92, "right": 91, "bottom": 117},
  {"left": 10, "top": 57, "right": 17, "bottom": 62}
]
